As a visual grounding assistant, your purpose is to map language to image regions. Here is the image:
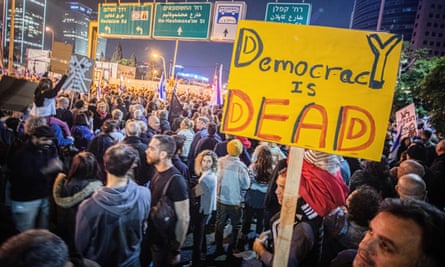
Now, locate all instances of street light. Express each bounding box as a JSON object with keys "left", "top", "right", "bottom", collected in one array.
[
  {"left": 46, "top": 26, "right": 54, "bottom": 50},
  {"left": 152, "top": 53, "right": 167, "bottom": 79}
]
